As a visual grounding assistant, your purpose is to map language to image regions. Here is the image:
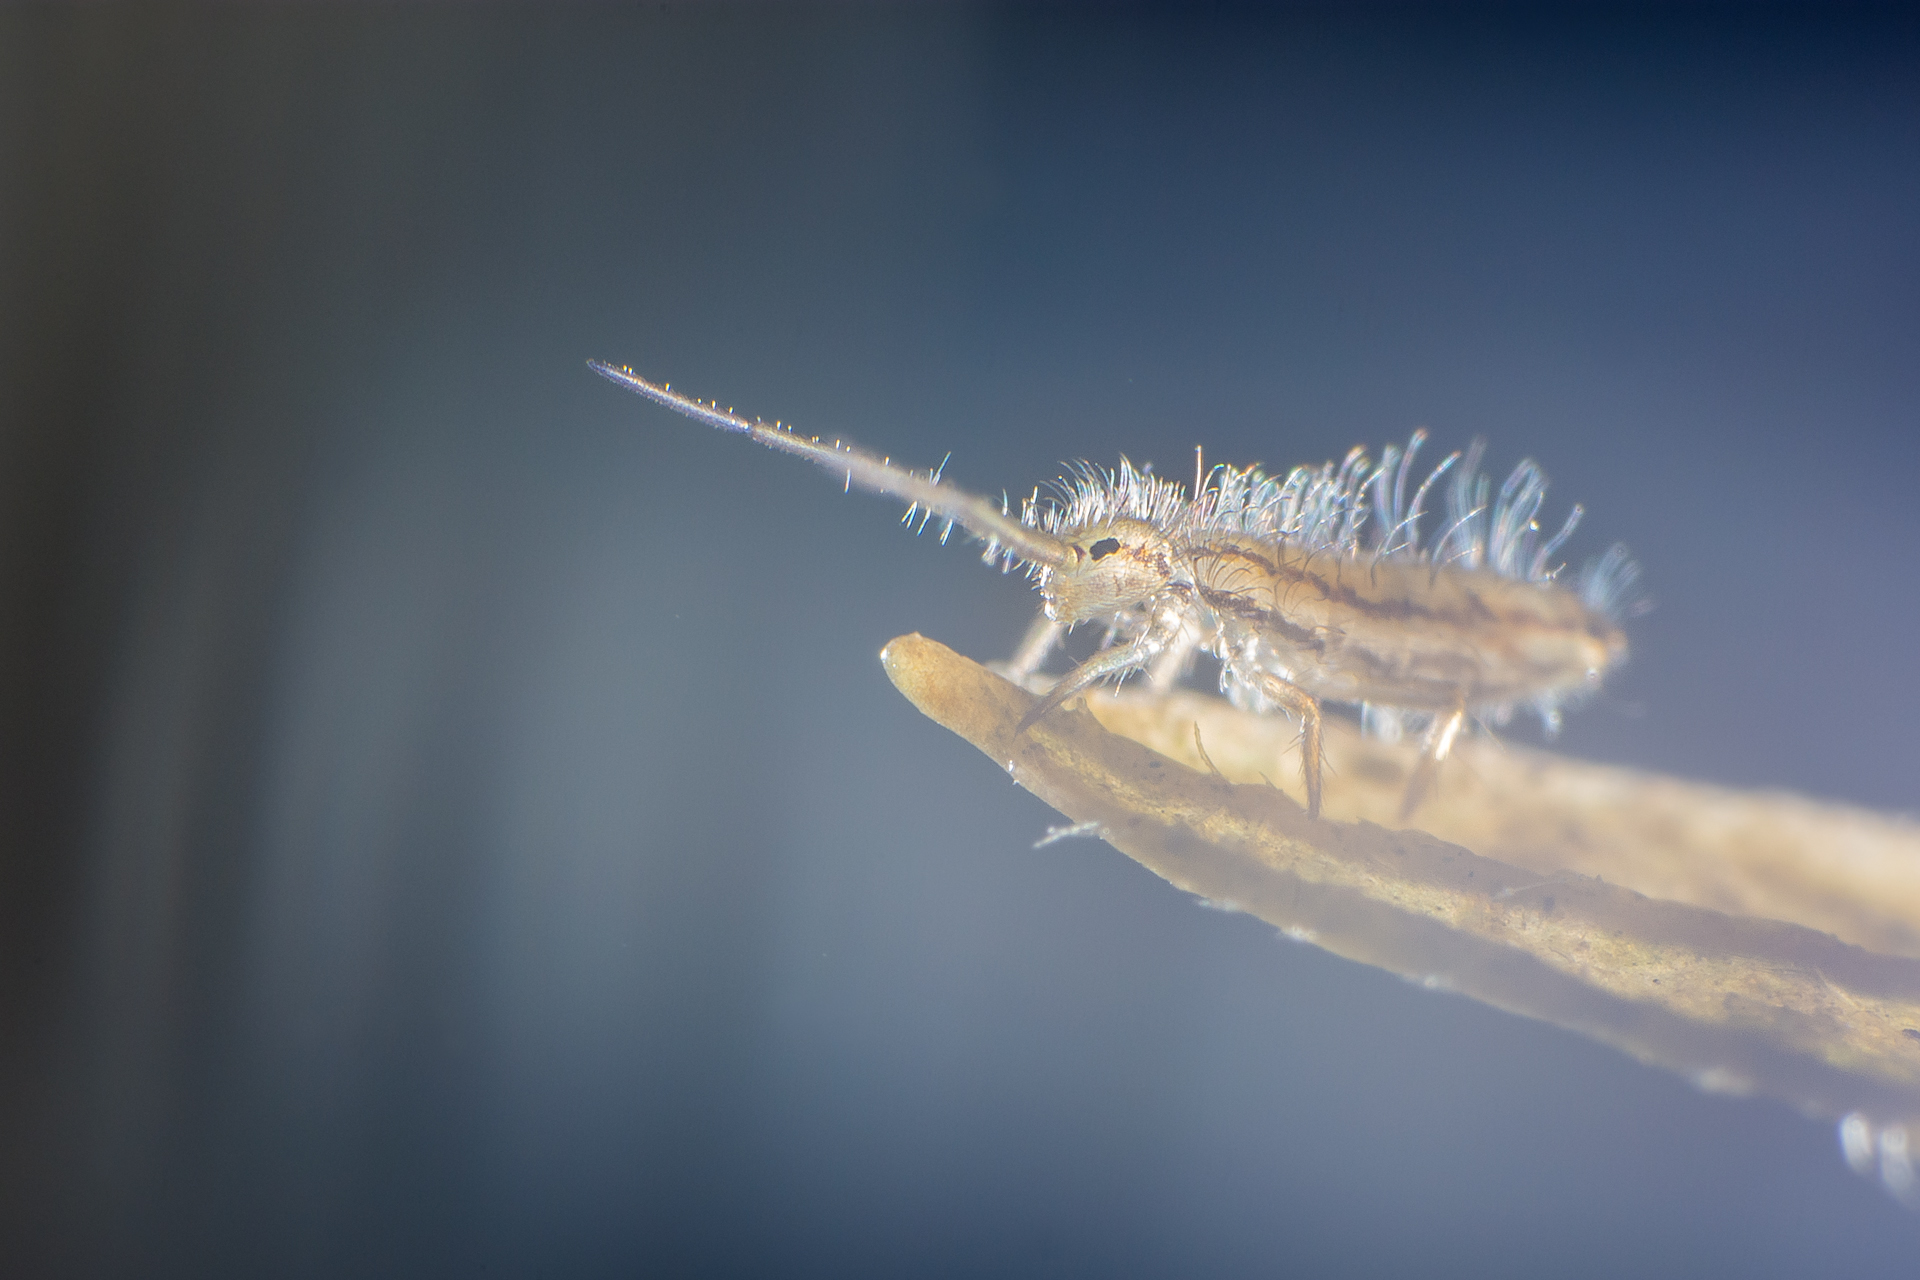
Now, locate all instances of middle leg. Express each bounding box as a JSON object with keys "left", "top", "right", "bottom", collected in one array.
[{"left": 1244, "top": 669, "right": 1324, "bottom": 819}]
